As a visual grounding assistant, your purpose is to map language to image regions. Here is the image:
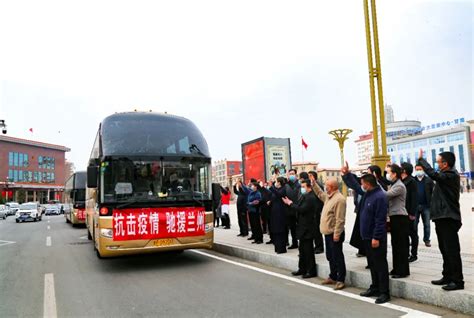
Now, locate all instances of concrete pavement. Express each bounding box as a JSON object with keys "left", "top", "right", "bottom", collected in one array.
[
  {"left": 0, "top": 214, "right": 466, "bottom": 317},
  {"left": 214, "top": 194, "right": 474, "bottom": 315}
]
